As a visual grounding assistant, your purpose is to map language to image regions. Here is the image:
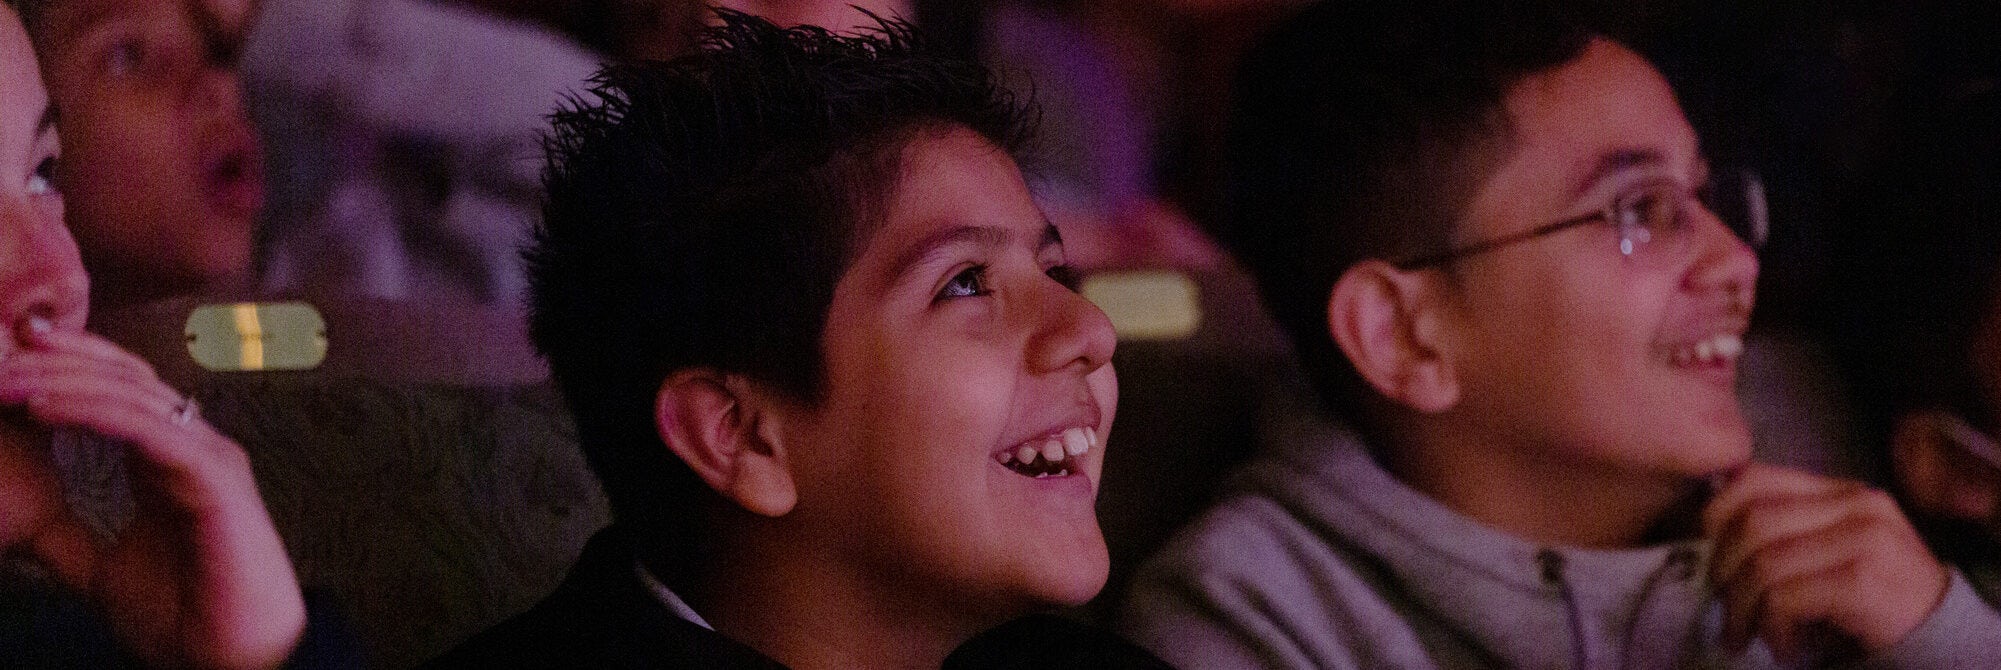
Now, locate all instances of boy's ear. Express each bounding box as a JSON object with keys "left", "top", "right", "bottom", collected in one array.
[
  {"left": 655, "top": 369, "right": 798, "bottom": 518},
  {"left": 1326, "top": 260, "right": 1460, "bottom": 413}
]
